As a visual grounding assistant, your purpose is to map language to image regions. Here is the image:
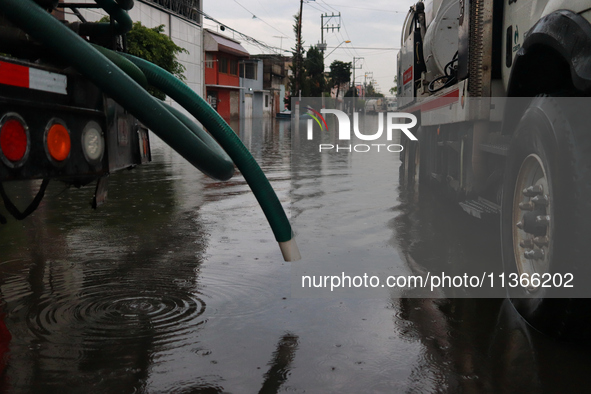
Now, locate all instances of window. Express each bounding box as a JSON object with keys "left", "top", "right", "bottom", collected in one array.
[
  {"left": 240, "top": 62, "right": 257, "bottom": 79},
  {"left": 230, "top": 60, "right": 238, "bottom": 75},
  {"left": 264, "top": 94, "right": 269, "bottom": 108},
  {"left": 206, "top": 53, "right": 214, "bottom": 68},
  {"left": 219, "top": 57, "right": 227, "bottom": 73},
  {"left": 244, "top": 62, "right": 257, "bottom": 80}
]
